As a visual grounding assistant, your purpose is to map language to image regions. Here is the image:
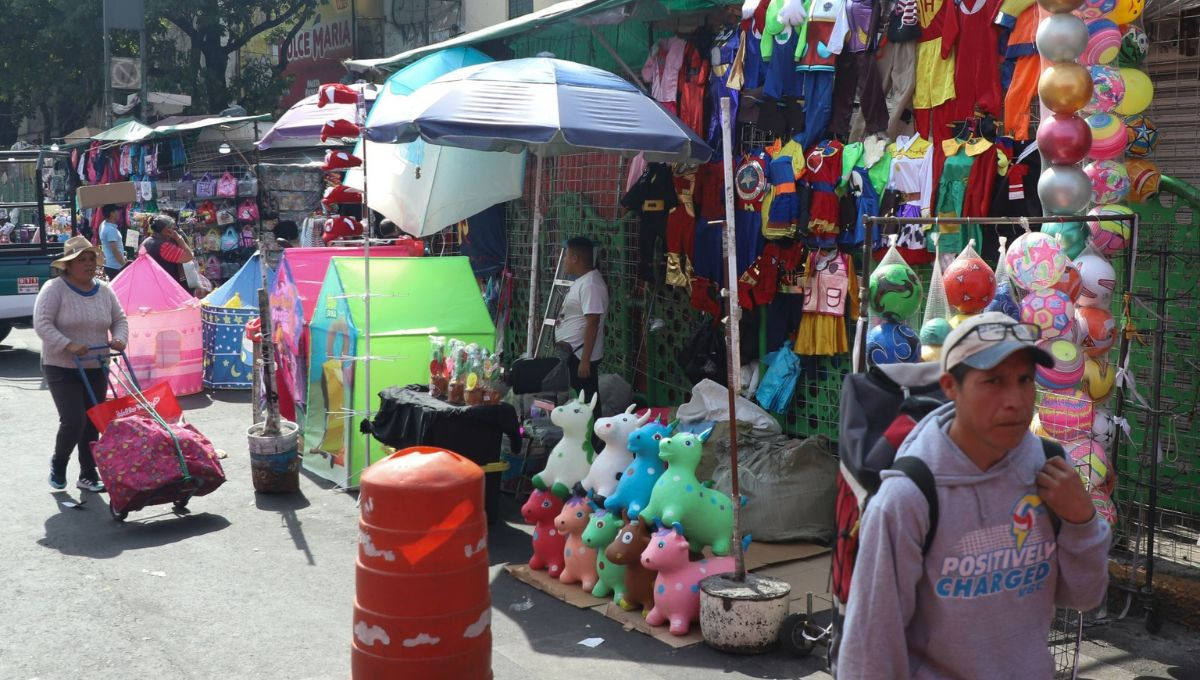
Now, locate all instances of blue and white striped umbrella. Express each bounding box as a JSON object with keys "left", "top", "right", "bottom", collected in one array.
[{"left": 365, "top": 57, "right": 712, "bottom": 164}]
